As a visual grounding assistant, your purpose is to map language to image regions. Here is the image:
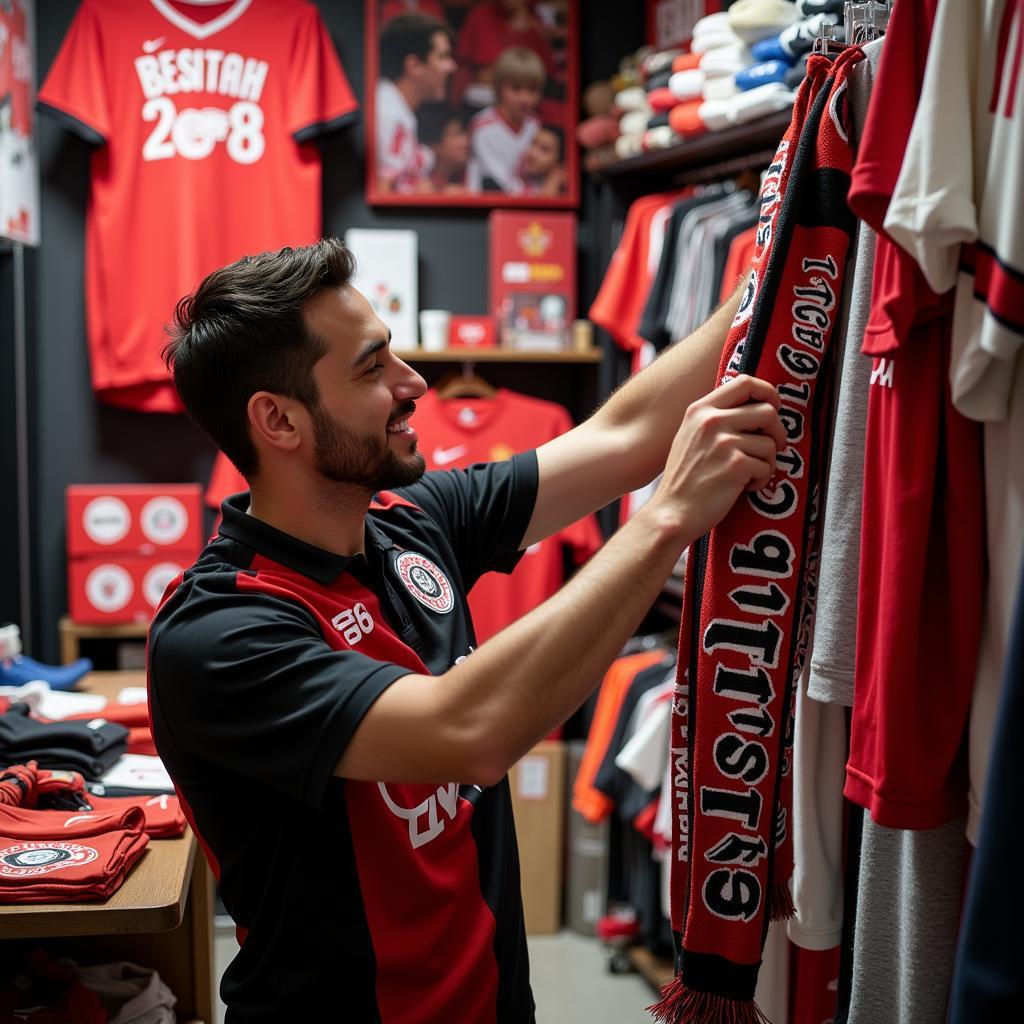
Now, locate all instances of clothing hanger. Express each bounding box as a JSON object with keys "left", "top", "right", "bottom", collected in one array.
[
  {"left": 434, "top": 361, "right": 498, "bottom": 400},
  {"left": 845, "top": 1, "right": 891, "bottom": 45}
]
